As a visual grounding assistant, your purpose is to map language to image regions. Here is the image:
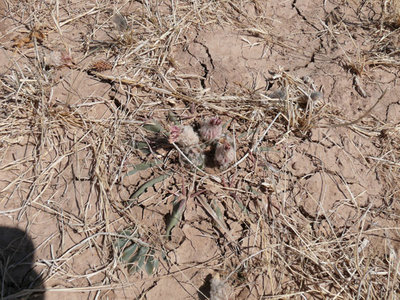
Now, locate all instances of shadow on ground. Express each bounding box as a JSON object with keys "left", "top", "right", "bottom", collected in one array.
[
  {"left": 198, "top": 274, "right": 212, "bottom": 300},
  {"left": 0, "top": 226, "right": 45, "bottom": 299}
]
